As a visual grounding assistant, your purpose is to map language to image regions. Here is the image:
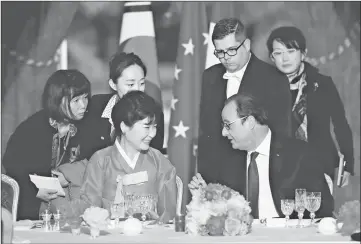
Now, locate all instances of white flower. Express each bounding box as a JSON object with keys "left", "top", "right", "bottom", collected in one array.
[{"left": 185, "top": 220, "right": 199, "bottom": 235}]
